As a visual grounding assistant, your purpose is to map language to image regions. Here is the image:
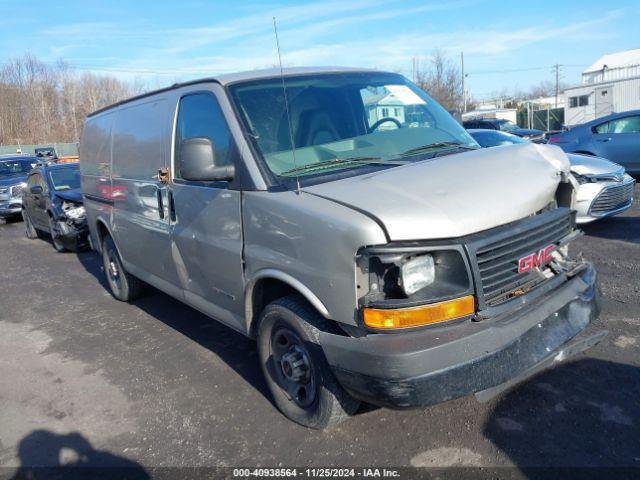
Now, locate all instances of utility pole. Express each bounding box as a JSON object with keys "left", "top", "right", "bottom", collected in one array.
[
  {"left": 553, "top": 64, "right": 561, "bottom": 108},
  {"left": 412, "top": 57, "right": 416, "bottom": 83},
  {"left": 461, "top": 51, "right": 466, "bottom": 113}
]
